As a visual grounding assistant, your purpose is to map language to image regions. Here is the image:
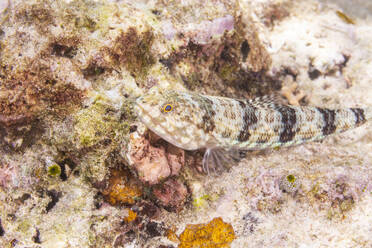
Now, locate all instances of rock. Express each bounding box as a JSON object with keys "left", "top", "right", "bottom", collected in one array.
[{"left": 153, "top": 178, "right": 188, "bottom": 212}]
